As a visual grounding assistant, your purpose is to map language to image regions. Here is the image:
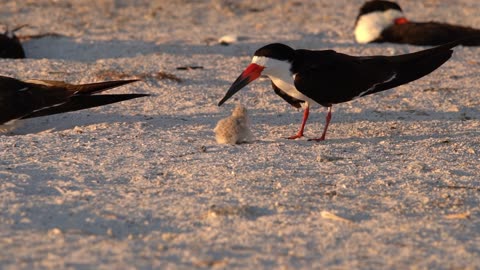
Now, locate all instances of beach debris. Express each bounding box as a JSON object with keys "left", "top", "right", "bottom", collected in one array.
[
  {"left": 320, "top": 210, "right": 353, "bottom": 223},
  {"left": 205, "top": 204, "right": 270, "bottom": 220},
  {"left": 214, "top": 104, "right": 253, "bottom": 144},
  {"left": 95, "top": 70, "right": 182, "bottom": 82},
  {"left": 176, "top": 66, "right": 204, "bottom": 70},
  {"left": 48, "top": 228, "right": 62, "bottom": 236},
  {"left": 152, "top": 71, "right": 182, "bottom": 82},
  {"left": 193, "top": 258, "right": 228, "bottom": 268},
  {"left": 218, "top": 34, "right": 238, "bottom": 45},
  {"left": 444, "top": 212, "right": 471, "bottom": 219},
  {"left": 324, "top": 190, "right": 337, "bottom": 197}
]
